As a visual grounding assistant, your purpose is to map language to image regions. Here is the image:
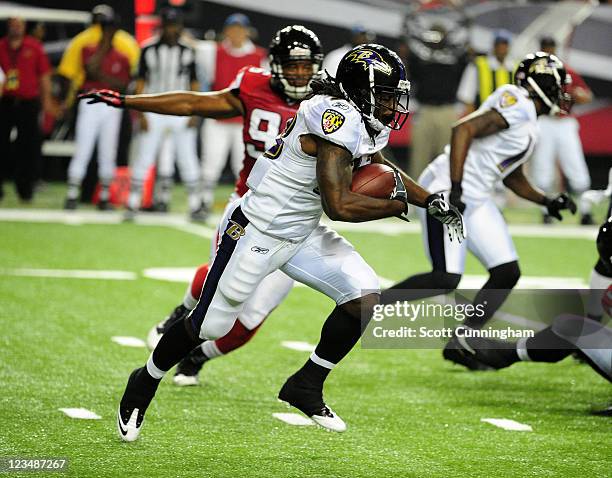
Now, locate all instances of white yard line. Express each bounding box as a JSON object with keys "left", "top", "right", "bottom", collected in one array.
[
  {"left": 481, "top": 418, "right": 532, "bottom": 432},
  {"left": 0, "top": 208, "right": 597, "bottom": 240},
  {"left": 111, "top": 336, "right": 147, "bottom": 348},
  {"left": 142, "top": 267, "right": 197, "bottom": 283},
  {"left": 58, "top": 408, "right": 101, "bottom": 420},
  {"left": 0, "top": 268, "right": 137, "bottom": 280},
  {"left": 281, "top": 341, "right": 316, "bottom": 352}
]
